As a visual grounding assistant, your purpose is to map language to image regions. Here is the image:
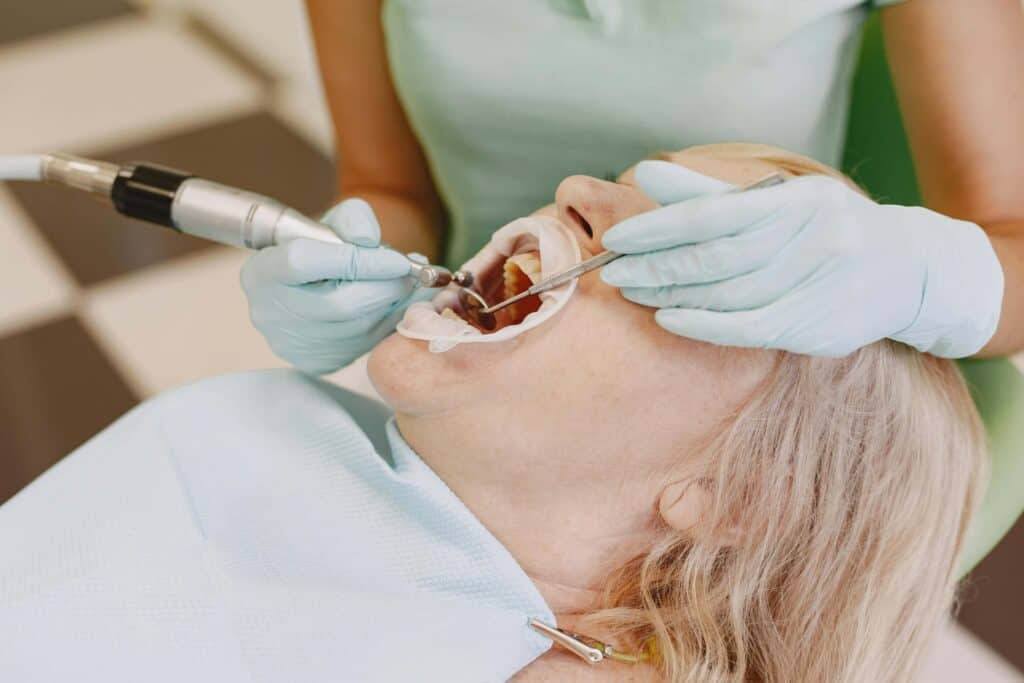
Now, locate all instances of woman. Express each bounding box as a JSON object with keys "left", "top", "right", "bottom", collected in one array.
[
  {"left": 242, "top": 0, "right": 1023, "bottom": 374},
  {"left": 0, "top": 146, "right": 987, "bottom": 682}
]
